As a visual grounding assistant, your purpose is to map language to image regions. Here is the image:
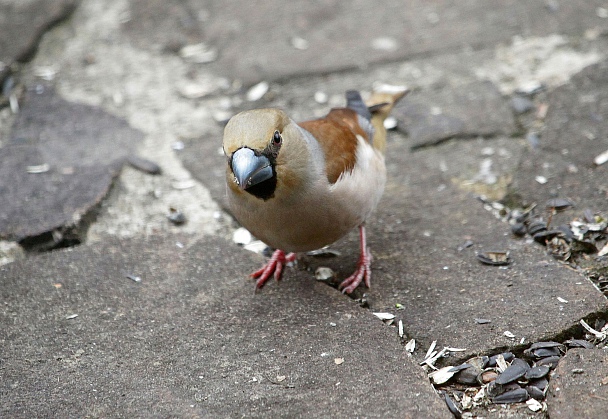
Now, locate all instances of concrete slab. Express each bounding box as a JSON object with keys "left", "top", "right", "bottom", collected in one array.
[
  {"left": 0, "top": 87, "right": 144, "bottom": 243},
  {"left": 0, "top": 0, "right": 78, "bottom": 65},
  {"left": 121, "top": 0, "right": 608, "bottom": 84},
  {"left": 1, "top": 0, "right": 607, "bottom": 416},
  {"left": 0, "top": 236, "right": 450, "bottom": 418},
  {"left": 393, "top": 81, "right": 517, "bottom": 148},
  {"left": 510, "top": 61, "right": 608, "bottom": 212},
  {"left": 547, "top": 348, "right": 608, "bottom": 418},
  {"left": 183, "top": 92, "right": 607, "bottom": 361},
  {"left": 317, "top": 135, "right": 608, "bottom": 357}
]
